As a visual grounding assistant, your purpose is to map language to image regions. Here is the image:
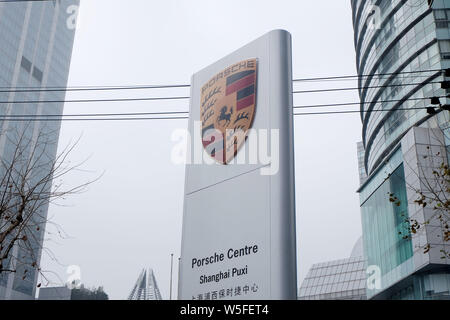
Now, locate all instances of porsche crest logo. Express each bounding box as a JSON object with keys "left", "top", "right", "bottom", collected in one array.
[{"left": 200, "top": 58, "right": 257, "bottom": 164}]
